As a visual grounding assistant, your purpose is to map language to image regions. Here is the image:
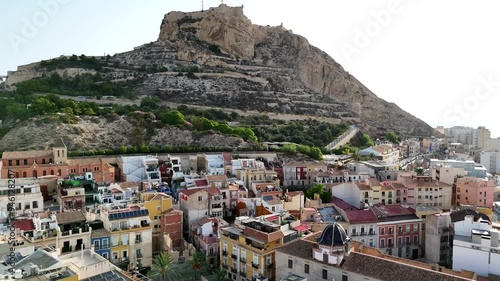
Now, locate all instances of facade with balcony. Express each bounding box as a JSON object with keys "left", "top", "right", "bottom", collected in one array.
[
  {"left": 101, "top": 207, "right": 153, "bottom": 270},
  {"left": 55, "top": 211, "right": 92, "bottom": 254},
  {"left": 372, "top": 204, "right": 422, "bottom": 259},
  {"left": 344, "top": 209, "right": 378, "bottom": 248},
  {"left": 282, "top": 161, "right": 327, "bottom": 187},
  {"left": 193, "top": 216, "right": 227, "bottom": 268},
  {"left": 120, "top": 155, "right": 161, "bottom": 184},
  {"left": 91, "top": 228, "right": 111, "bottom": 260},
  {"left": 398, "top": 174, "right": 453, "bottom": 210},
  {"left": 220, "top": 217, "right": 285, "bottom": 281},
  {"left": 456, "top": 177, "right": 494, "bottom": 208},
  {"left": 58, "top": 185, "right": 86, "bottom": 212},
  {"left": 0, "top": 183, "right": 44, "bottom": 218},
  {"left": 179, "top": 187, "right": 221, "bottom": 241}
]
